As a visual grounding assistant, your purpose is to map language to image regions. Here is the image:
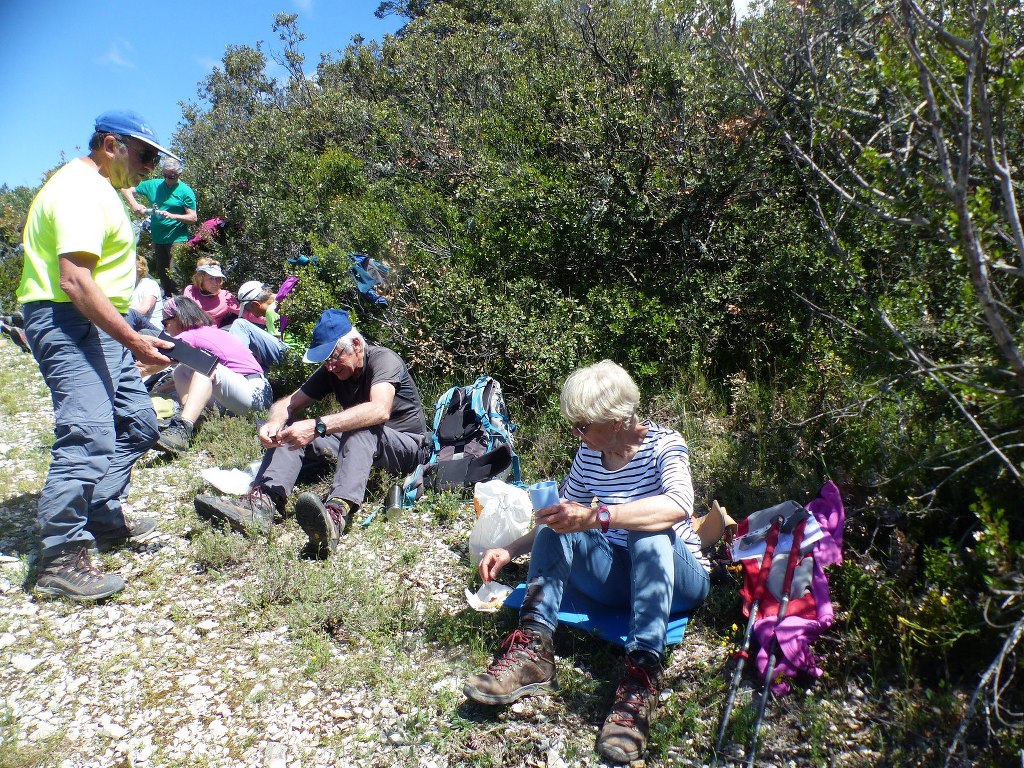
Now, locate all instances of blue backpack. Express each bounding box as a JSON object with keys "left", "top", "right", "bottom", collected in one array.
[{"left": 403, "top": 375, "right": 522, "bottom": 506}]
